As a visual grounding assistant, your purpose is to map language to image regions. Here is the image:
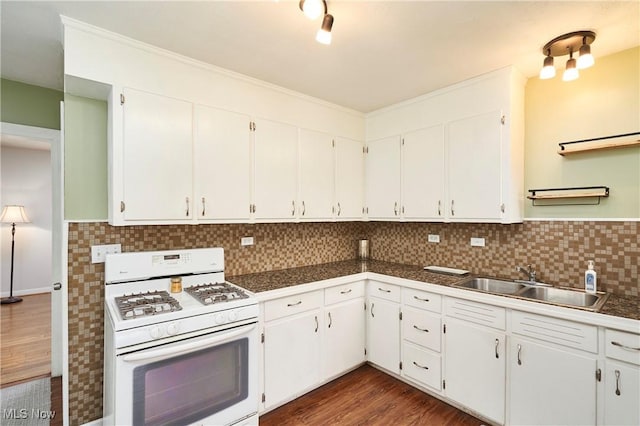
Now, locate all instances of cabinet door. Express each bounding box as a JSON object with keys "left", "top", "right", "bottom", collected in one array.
[
  {"left": 324, "top": 298, "right": 366, "bottom": 379},
  {"left": 254, "top": 119, "right": 298, "bottom": 221},
  {"left": 447, "top": 111, "right": 503, "bottom": 221},
  {"left": 335, "top": 137, "right": 364, "bottom": 220},
  {"left": 402, "top": 125, "right": 445, "bottom": 220},
  {"left": 194, "top": 105, "right": 251, "bottom": 221},
  {"left": 365, "top": 136, "right": 401, "bottom": 219},
  {"left": 366, "top": 297, "right": 400, "bottom": 374},
  {"left": 299, "top": 129, "right": 334, "bottom": 220},
  {"left": 122, "top": 88, "right": 193, "bottom": 221},
  {"left": 444, "top": 317, "right": 505, "bottom": 424},
  {"left": 604, "top": 360, "right": 640, "bottom": 426},
  {"left": 509, "top": 337, "right": 596, "bottom": 426},
  {"left": 263, "top": 310, "right": 322, "bottom": 409}
]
